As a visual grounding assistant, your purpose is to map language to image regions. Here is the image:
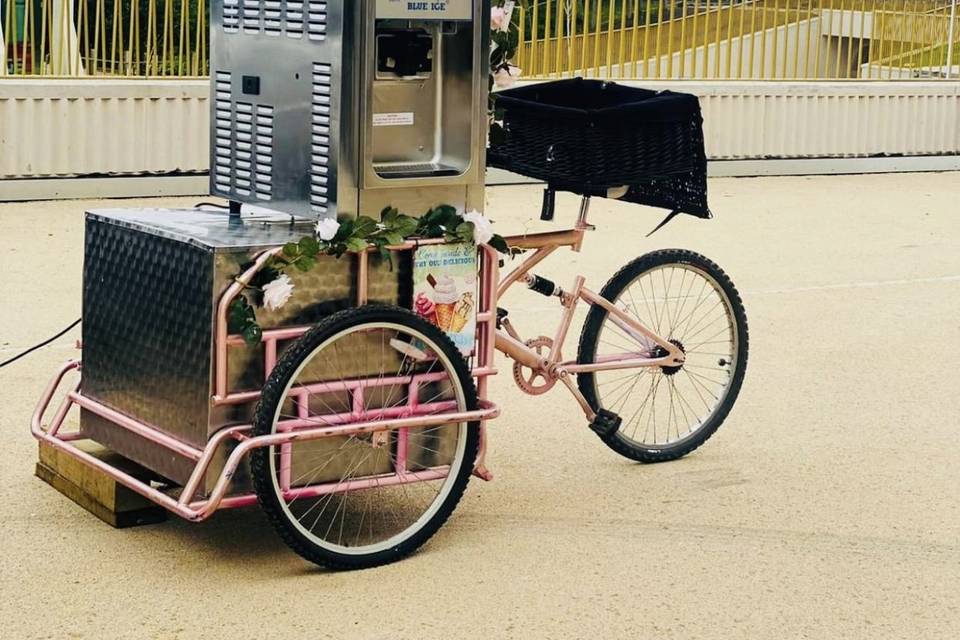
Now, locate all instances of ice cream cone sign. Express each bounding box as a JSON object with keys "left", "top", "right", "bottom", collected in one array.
[
  {"left": 451, "top": 292, "right": 474, "bottom": 333},
  {"left": 413, "top": 244, "right": 479, "bottom": 355},
  {"left": 415, "top": 291, "right": 438, "bottom": 326},
  {"left": 432, "top": 275, "right": 459, "bottom": 331}
]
